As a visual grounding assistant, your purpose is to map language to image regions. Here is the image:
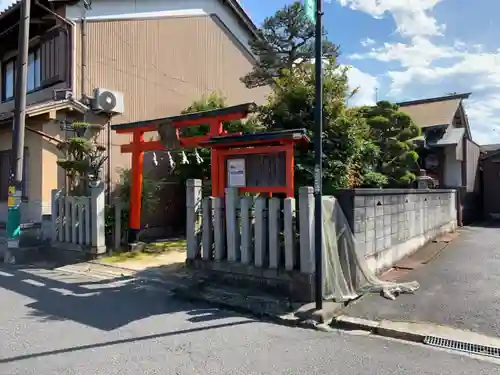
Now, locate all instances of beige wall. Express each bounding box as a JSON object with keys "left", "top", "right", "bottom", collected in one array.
[
  {"left": 73, "top": 15, "right": 270, "bottom": 186},
  {"left": 0, "top": 117, "right": 71, "bottom": 222}
]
